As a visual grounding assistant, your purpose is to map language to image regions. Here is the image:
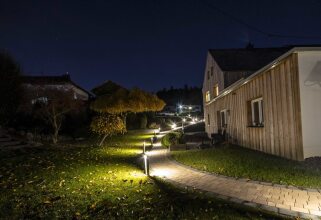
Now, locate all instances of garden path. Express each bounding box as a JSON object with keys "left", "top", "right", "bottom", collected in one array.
[{"left": 148, "top": 131, "right": 321, "bottom": 219}]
